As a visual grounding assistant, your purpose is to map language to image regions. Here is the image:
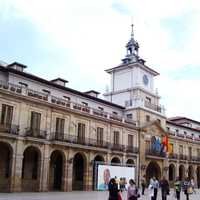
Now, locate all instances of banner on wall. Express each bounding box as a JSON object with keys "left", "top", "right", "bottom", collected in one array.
[{"left": 97, "top": 164, "right": 135, "bottom": 191}]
